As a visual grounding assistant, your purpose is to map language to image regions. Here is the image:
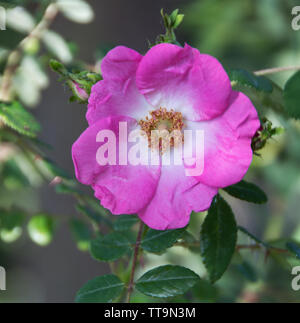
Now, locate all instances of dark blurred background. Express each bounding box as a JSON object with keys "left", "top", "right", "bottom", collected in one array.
[{"left": 1, "top": 0, "right": 300, "bottom": 302}]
